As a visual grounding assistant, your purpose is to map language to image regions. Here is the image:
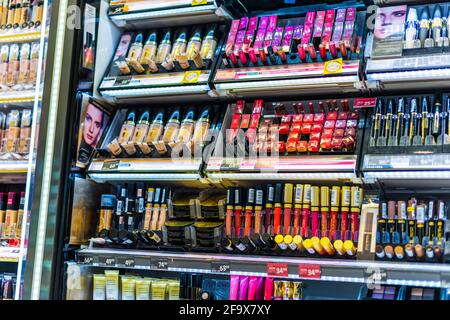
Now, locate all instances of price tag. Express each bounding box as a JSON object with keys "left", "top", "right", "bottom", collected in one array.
[
  {"left": 298, "top": 264, "right": 321, "bottom": 279},
  {"left": 98, "top": 256, "right": 116, "bottom": 266},
  {"left": 211, "top": 262, "right": 230, "bottom": 274},
  {"left": 267, "top": 263, "right": 288, "bottom": 277},
  {"left": 354, "top": 98, "right": 377, "bottom": 109},
  {"left": 323, "top": 58, "right": 343, "bottom": 75},
  {"left": 102, "top": 160, "right": 120, "bottom": 171},
  {"left": 182, "top": 70, "right": 202, "bottom": 84},
  {"left": 117, "top": 257, "right": 135, "bottom": 268},
  {"left": 192, "top": 0, "right": 208, "bottom": 5},
  {"left": 82, "top": 256, "right": 94, "bottom": 264},
  {"left": 151, "top": 258, "right": 169, "bottom": 270},
  {"left": 114, "top": 75, "right": 132, "bottom": 86}
]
